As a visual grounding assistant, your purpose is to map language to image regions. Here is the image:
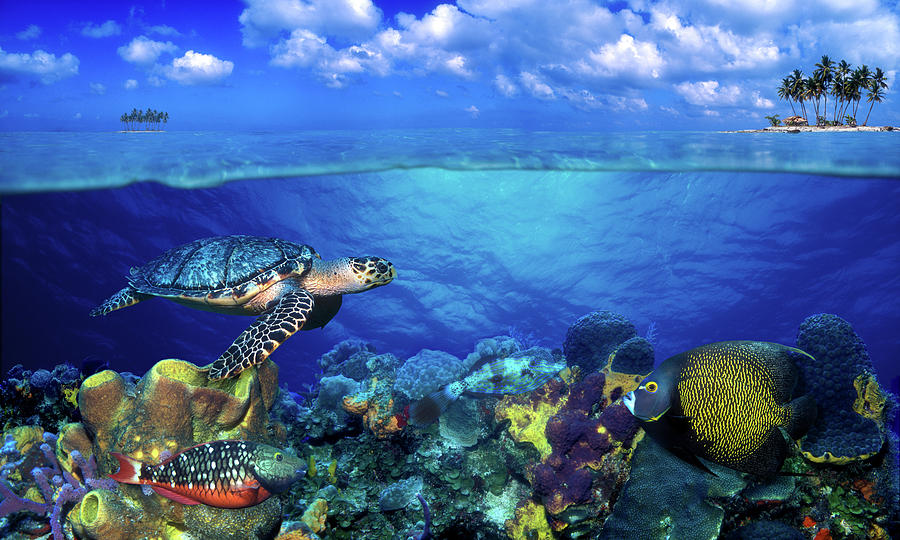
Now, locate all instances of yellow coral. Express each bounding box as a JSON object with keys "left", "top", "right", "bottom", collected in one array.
[
  {"left": 505, "top": 500, "right": 554, "bottom": 540},
  {"left": 301, "top": 498, "right": 328, "bottom": 534},
  {"left": 853, "top": 373, "right": 886, "bottom": 424},
  {"left": 495, "top": 388, "right": 567, "bottom": 460},
  {"left": 68, "top": 358, "right": 285, "bottom": 540},
  {"left": 327, "top": 459, "right": 338, "bottom": 484},
  {"left": 62, "top": 385, "right": 80, "bottom": 408}
]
